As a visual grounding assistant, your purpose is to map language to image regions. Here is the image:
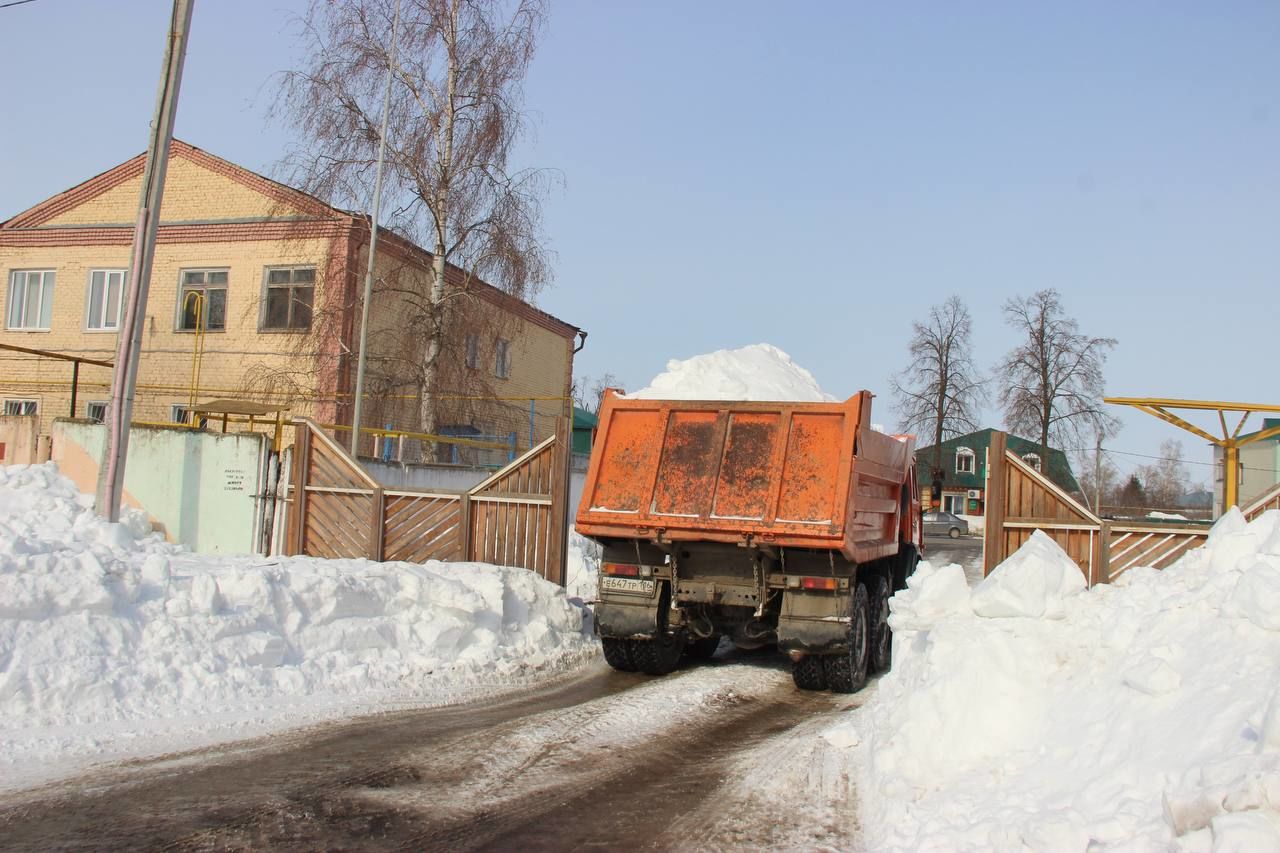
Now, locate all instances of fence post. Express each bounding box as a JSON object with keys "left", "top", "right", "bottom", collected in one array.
[
  {"left": 982, "top": 431, "right": 1008, "bottom": 577},
  {"left": 287, "top": 424, "right": 311, "bottom": 555},
  {"left": 1094, "top": 520, "right": 1112, "bottom": 586},
  {"left": 547, "top": 415, "right": 572, "bottom": 586},
  {"left": 460, "top": 493, "right": 473, "bottom": 561},
  {"left": 369, "top": 486, "right": 385, "bottom": 561}
]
